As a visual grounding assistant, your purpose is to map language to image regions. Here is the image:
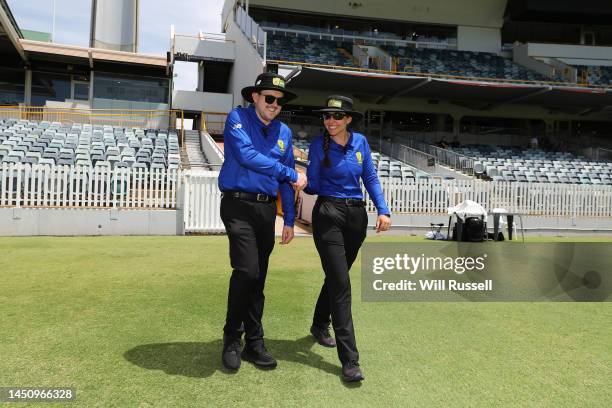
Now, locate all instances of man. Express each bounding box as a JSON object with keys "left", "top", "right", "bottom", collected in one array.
[{"left": 218, "top": 73, "right": 307, "bottom": 371}]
